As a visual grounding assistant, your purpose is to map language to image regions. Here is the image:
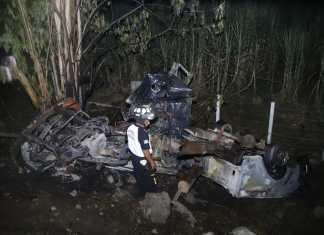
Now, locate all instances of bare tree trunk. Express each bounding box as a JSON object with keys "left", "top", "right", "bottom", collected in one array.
[
  {"left": 53, "top": 0, "right": 65, "bottom": 98},
  {"left": 9, "top": 64, "right": 40, "bottom": 108},
  {"left": 76, "top": 0, "right": 82, "bottom": 106},
  {"left": 53, "top": 0, "right": 82, "bottom": 101},
  {"left": 63, "top": 0, "right": 71, "bottom": 94},
  {"left": 18, "top": 0, "right": 49, "bottom": 109},
  {"left": 15, "top": 0, "right": 108, "bottom": 111}
]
